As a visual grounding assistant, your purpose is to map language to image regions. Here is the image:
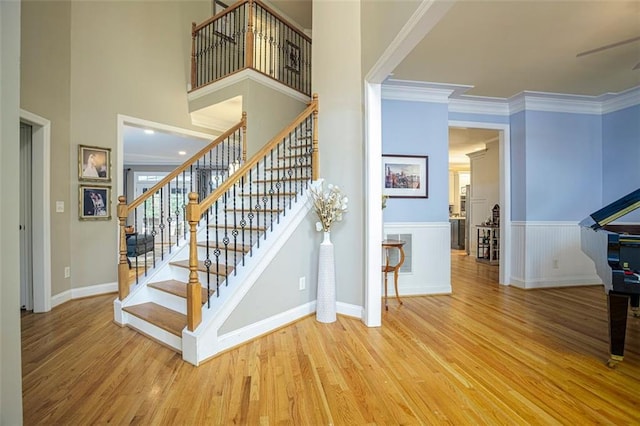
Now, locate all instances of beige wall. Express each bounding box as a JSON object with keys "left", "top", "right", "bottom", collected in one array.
[
  {"left": 22, "top": 1, "right": 212, "bottom": 293},
  {"left": 313, "top": 0, "right": 364, "bottom": 305},
  {"left": 21, "top": 0, "right": 72, "bottom": 296},
  {"left": 1, "top": 0, "right": 24, "bottom": 423}
]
